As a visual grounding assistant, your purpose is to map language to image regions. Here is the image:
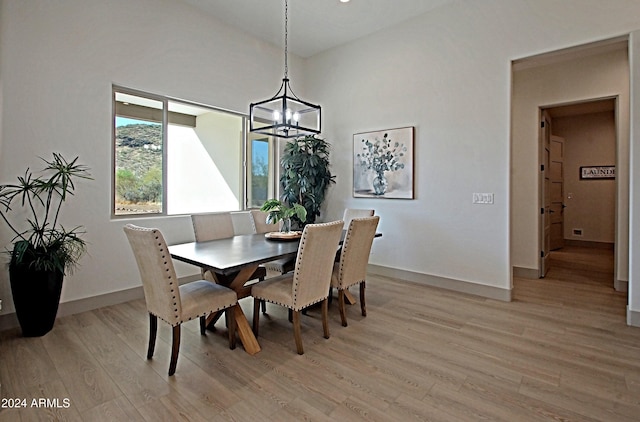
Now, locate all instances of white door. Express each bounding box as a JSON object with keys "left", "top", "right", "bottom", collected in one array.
[
  {"left": 540, "top": 112, "right": 551, "bottom": 277},
  {"left": 550, "top": 135, "right": 565, "bottom": 250}
]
